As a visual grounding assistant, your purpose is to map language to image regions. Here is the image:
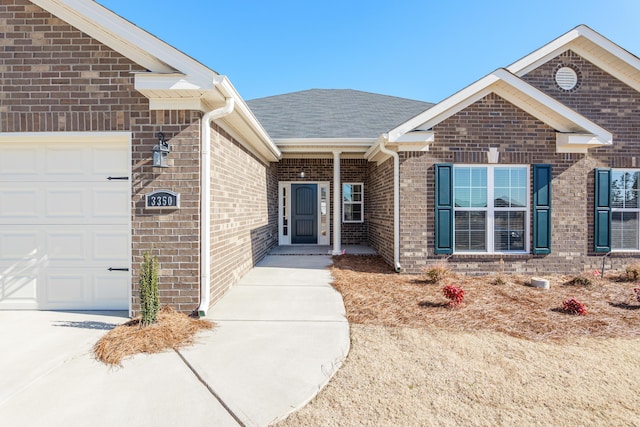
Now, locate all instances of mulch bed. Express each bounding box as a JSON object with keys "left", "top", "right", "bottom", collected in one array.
[
  {"left": 331, "top": 255, "right": 640, "bottom": 341},
  {"left": 94, "top": 306, "right": 214, "bottom": 365}
]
